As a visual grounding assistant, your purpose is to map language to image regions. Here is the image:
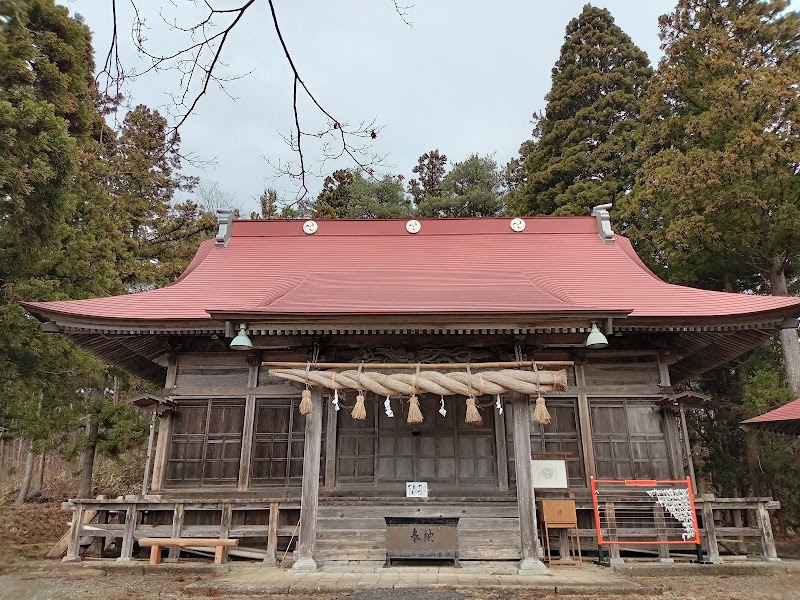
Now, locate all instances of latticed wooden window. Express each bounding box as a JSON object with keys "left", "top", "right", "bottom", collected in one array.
[
  {"left": 166, "top": 398, "right": 245, "bottom": 487},
  {"left": 338, "top": 402, "right": 377, "bottom": 484},
  {"left": 250, "top": 397, "right": 325, "bottom": 488},
  {"left": 590, "top": 398, "right": 671, "bottom": 480}
]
